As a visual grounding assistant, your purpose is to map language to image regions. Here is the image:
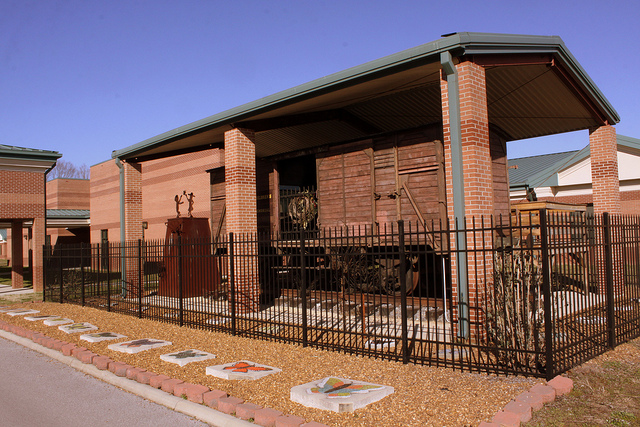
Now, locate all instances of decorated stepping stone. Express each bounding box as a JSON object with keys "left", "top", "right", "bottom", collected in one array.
[
  {"left": 24, "top": 315, "right": 59, "bottom": 322},
  {"left": 290, "top": 376, "right": 394, "bottom": 413},
  {"left": 108, "top": 338, "right": 172, "bottom": 354},
  {"left": 44, "top": 317, "right": 74, "bottom": 326},
  {"left": 6, "top": 309, "right": 40, "bottom": 316},
  {"left": 160, "top": 349, "right": 216, "bottom": 367},
  {"left": 80, "top": 332, "right": 127, "bottom": 343},
  {"left": 59, "top": 322, "right": 98, "bottom": 334},
  {"left": 206, "top": 360, "right": 281, "bottom": 380}
]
